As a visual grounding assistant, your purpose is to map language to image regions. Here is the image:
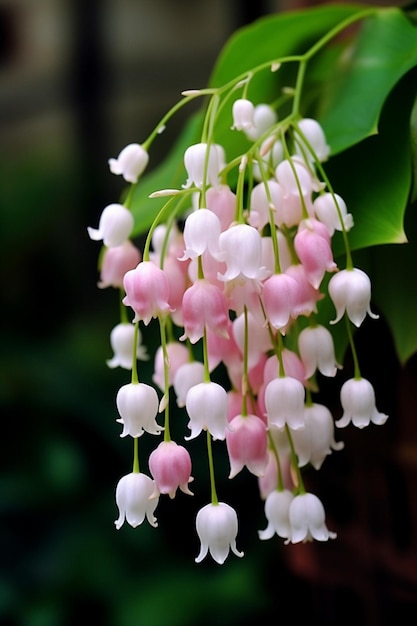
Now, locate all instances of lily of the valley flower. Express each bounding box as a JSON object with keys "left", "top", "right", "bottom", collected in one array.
[
  {"left": 225, "top": 413, "right": 268, "bottom": 478},
  {"left": 123, "top": 261, "right": 172, "bottom": 325},
  {"left": 337, "top": 377, "right": 388, "bottom": 429},
  {"left": 265, "top": 376, "right": 305, "bottom": 430},
  {"left": 258, "top": 489, "right": 294, "bottom": 540},
  {"left": 149, "top": 441, "right": 193, "bottom": 499},
  {"left": 87, "top": 203, "right": 134, "bottom": 248},
  {"left": 98, "top": 240, "right": 141, "bottom": 289},
  {"left": 108, "top": 143, "right": 149, "bottom": 184},
  {"left": 195, "top": 502, "right": 244, "bottom": 564},
  {"left": 185, "top": 381, "right": 228, "bottom": 441},
  {"left": 297, "top": 324, "right": 339, "bottom": 378},
  {"left": 183, "top": 142, "right": 224, "bottom": 189},
  {"left": 116, "top": 382, "right": 162, "bottom": 437},
  {"left": 107, "top": 322, "right": 148, "bottom": 369},
  {"left": 231, "top": 98, "right": 255, "bottom": 131},
  {"left": 288, "top": 492, "right": 336, "bottom": 543},
  {"left": 114, "top": 472, "right": 158, "bottom": 529},
  {"left": 328, "top": 267, "right": 379, "bottom": 327},
  {"left": 292, "top": 403, "right": 344, "bottom": 470}
]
